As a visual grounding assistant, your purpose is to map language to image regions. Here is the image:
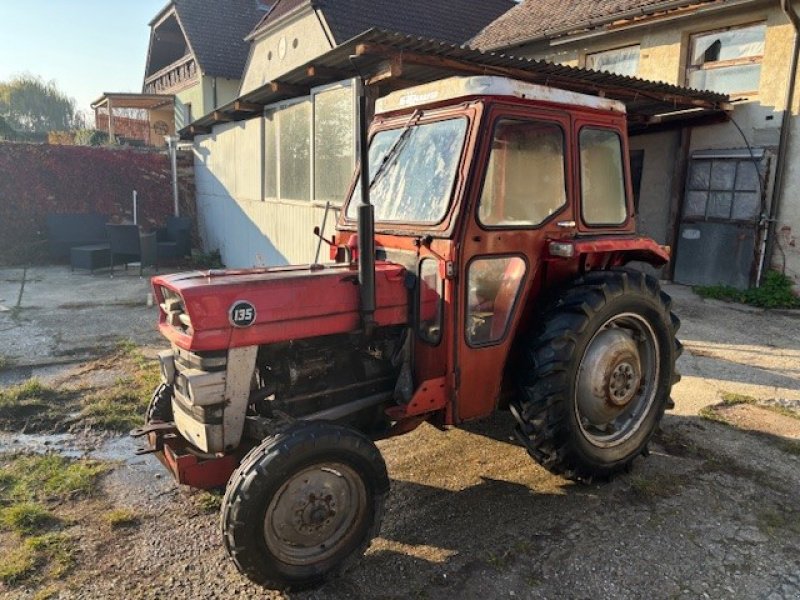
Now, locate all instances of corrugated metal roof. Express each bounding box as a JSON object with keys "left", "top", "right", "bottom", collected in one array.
[{"left": 183, "top": 29, "right": 730, "bottom": 138}]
